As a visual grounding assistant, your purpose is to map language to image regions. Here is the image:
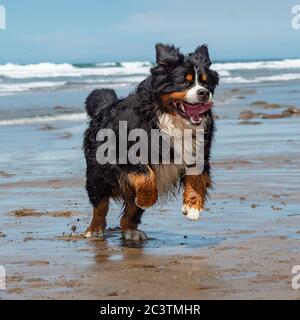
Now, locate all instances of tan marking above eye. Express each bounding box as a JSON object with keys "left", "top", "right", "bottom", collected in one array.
[
  {"left": 201, "top": 74, "right": 208, "bottom": 82},
  {"left": 185, "top": 73, "right": 193, "bottom": 82}
]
